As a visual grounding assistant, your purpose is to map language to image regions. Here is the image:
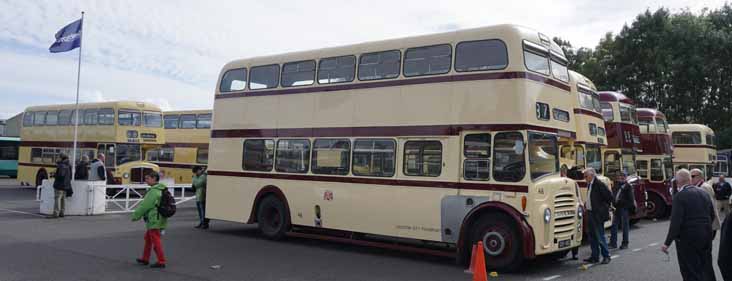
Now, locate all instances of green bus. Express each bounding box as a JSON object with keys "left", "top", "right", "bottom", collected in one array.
[{"left": 0, "top": 137, "right": 20, "bottom": 178}]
